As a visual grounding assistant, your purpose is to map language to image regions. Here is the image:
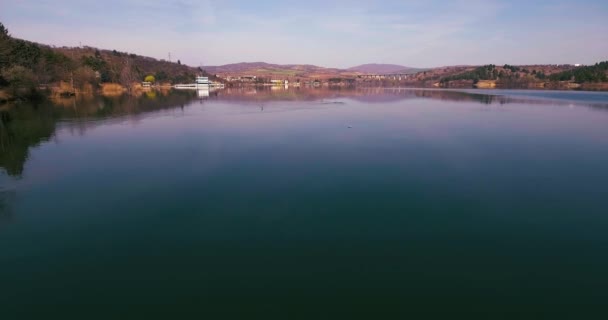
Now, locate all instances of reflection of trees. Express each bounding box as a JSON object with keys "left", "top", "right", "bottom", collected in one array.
[
  {"left": 216, "top": 87, "right": 346, "bottom": 103},
  {"left": 219, "top": 87, "right": 470, "bottom": 104},
  {"left": 2, "top": 88, "right": 606, "bottom": 177},
  {"left": 0, "top": 90, "right": 197, "bottom": 177},
  {"left": 410, "top": 89, "right": 503, "bottom": 104},
  {"left": 218, "top": 87, "right": 608, "bottom": 109},
  {"left": 0, "top": 103, "right": 56, "bottom": 176},
  {"left": 54, "top": 89, "right": 197, "bottom": 120},
  {"left": 218, "top": 87, "right": 513, "bottom": 104},
  {"left": 352, "top": 88, "right": 512, "bottom": 104},
  {"left": 358, "top": 88, "right": 608, "bottom": 109}
]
